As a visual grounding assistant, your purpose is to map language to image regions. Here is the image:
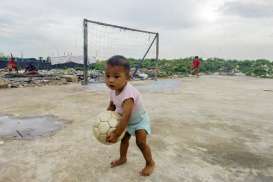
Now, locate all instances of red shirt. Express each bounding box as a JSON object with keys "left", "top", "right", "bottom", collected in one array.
[
  {"left": 192, "top": 58, "right": 201, "bottom": 68},
  {"left": 8, "top": 58, "right": 17, "bottom": 69}
]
